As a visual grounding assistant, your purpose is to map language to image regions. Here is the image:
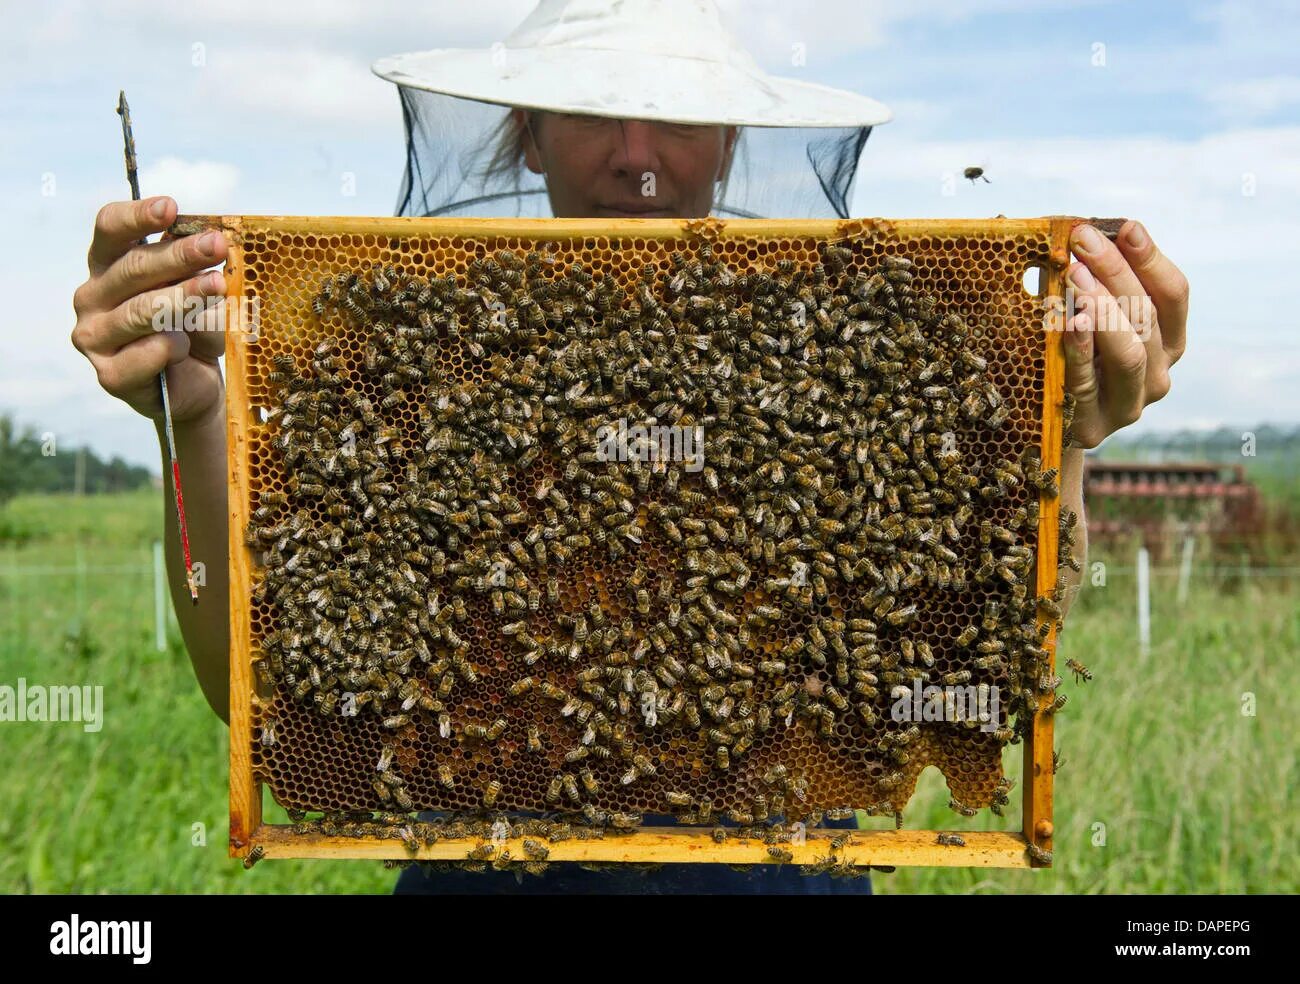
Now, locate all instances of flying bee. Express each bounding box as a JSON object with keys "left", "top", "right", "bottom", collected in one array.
[{"left": 1066, "top": 658, "right": 1092, "bottom": 683}]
